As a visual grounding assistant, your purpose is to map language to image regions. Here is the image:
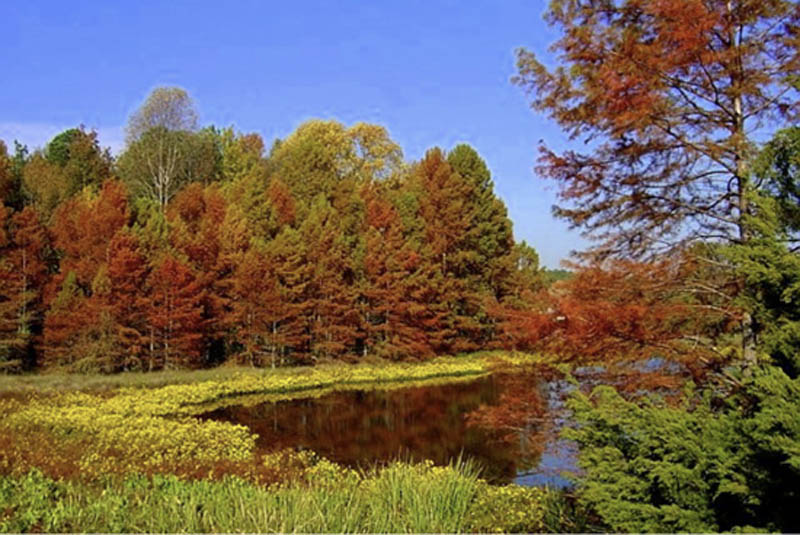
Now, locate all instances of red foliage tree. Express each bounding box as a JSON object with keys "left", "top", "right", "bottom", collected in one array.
[
  {"left": 0, "top": 205, "right": 49, "bottom": 369},
  {"left": 266, "top": 177, "right": 296, "bottom": 228},
  {"left": 228, "top": 247, "right": 300, "bottom": 366},
  {"left": 144, "top": 255, "right": 205, "bottom": 370},
  {"left": 42, "top": 271, "right": 101, "bottom": 368},
  {"left": 105, "top": 230, "right": 151, "bottom": 369},
  {"left": 514, "top": 0, "right": 800, "bottom": 365},
  {"left": 48, "top": 180, "right": 129, "bottom": 295},
  {"left": 411, "top": 149, "right": 479, "bottom": 354},
  {"left": 537, "top": 259, "right": 727, "bottom": 366},
  {"left": 169, "top": 183, "right": 246, "bottom": 360},
  {"left": 362, "top": 188, "right": 427, "bottom": 359}
]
